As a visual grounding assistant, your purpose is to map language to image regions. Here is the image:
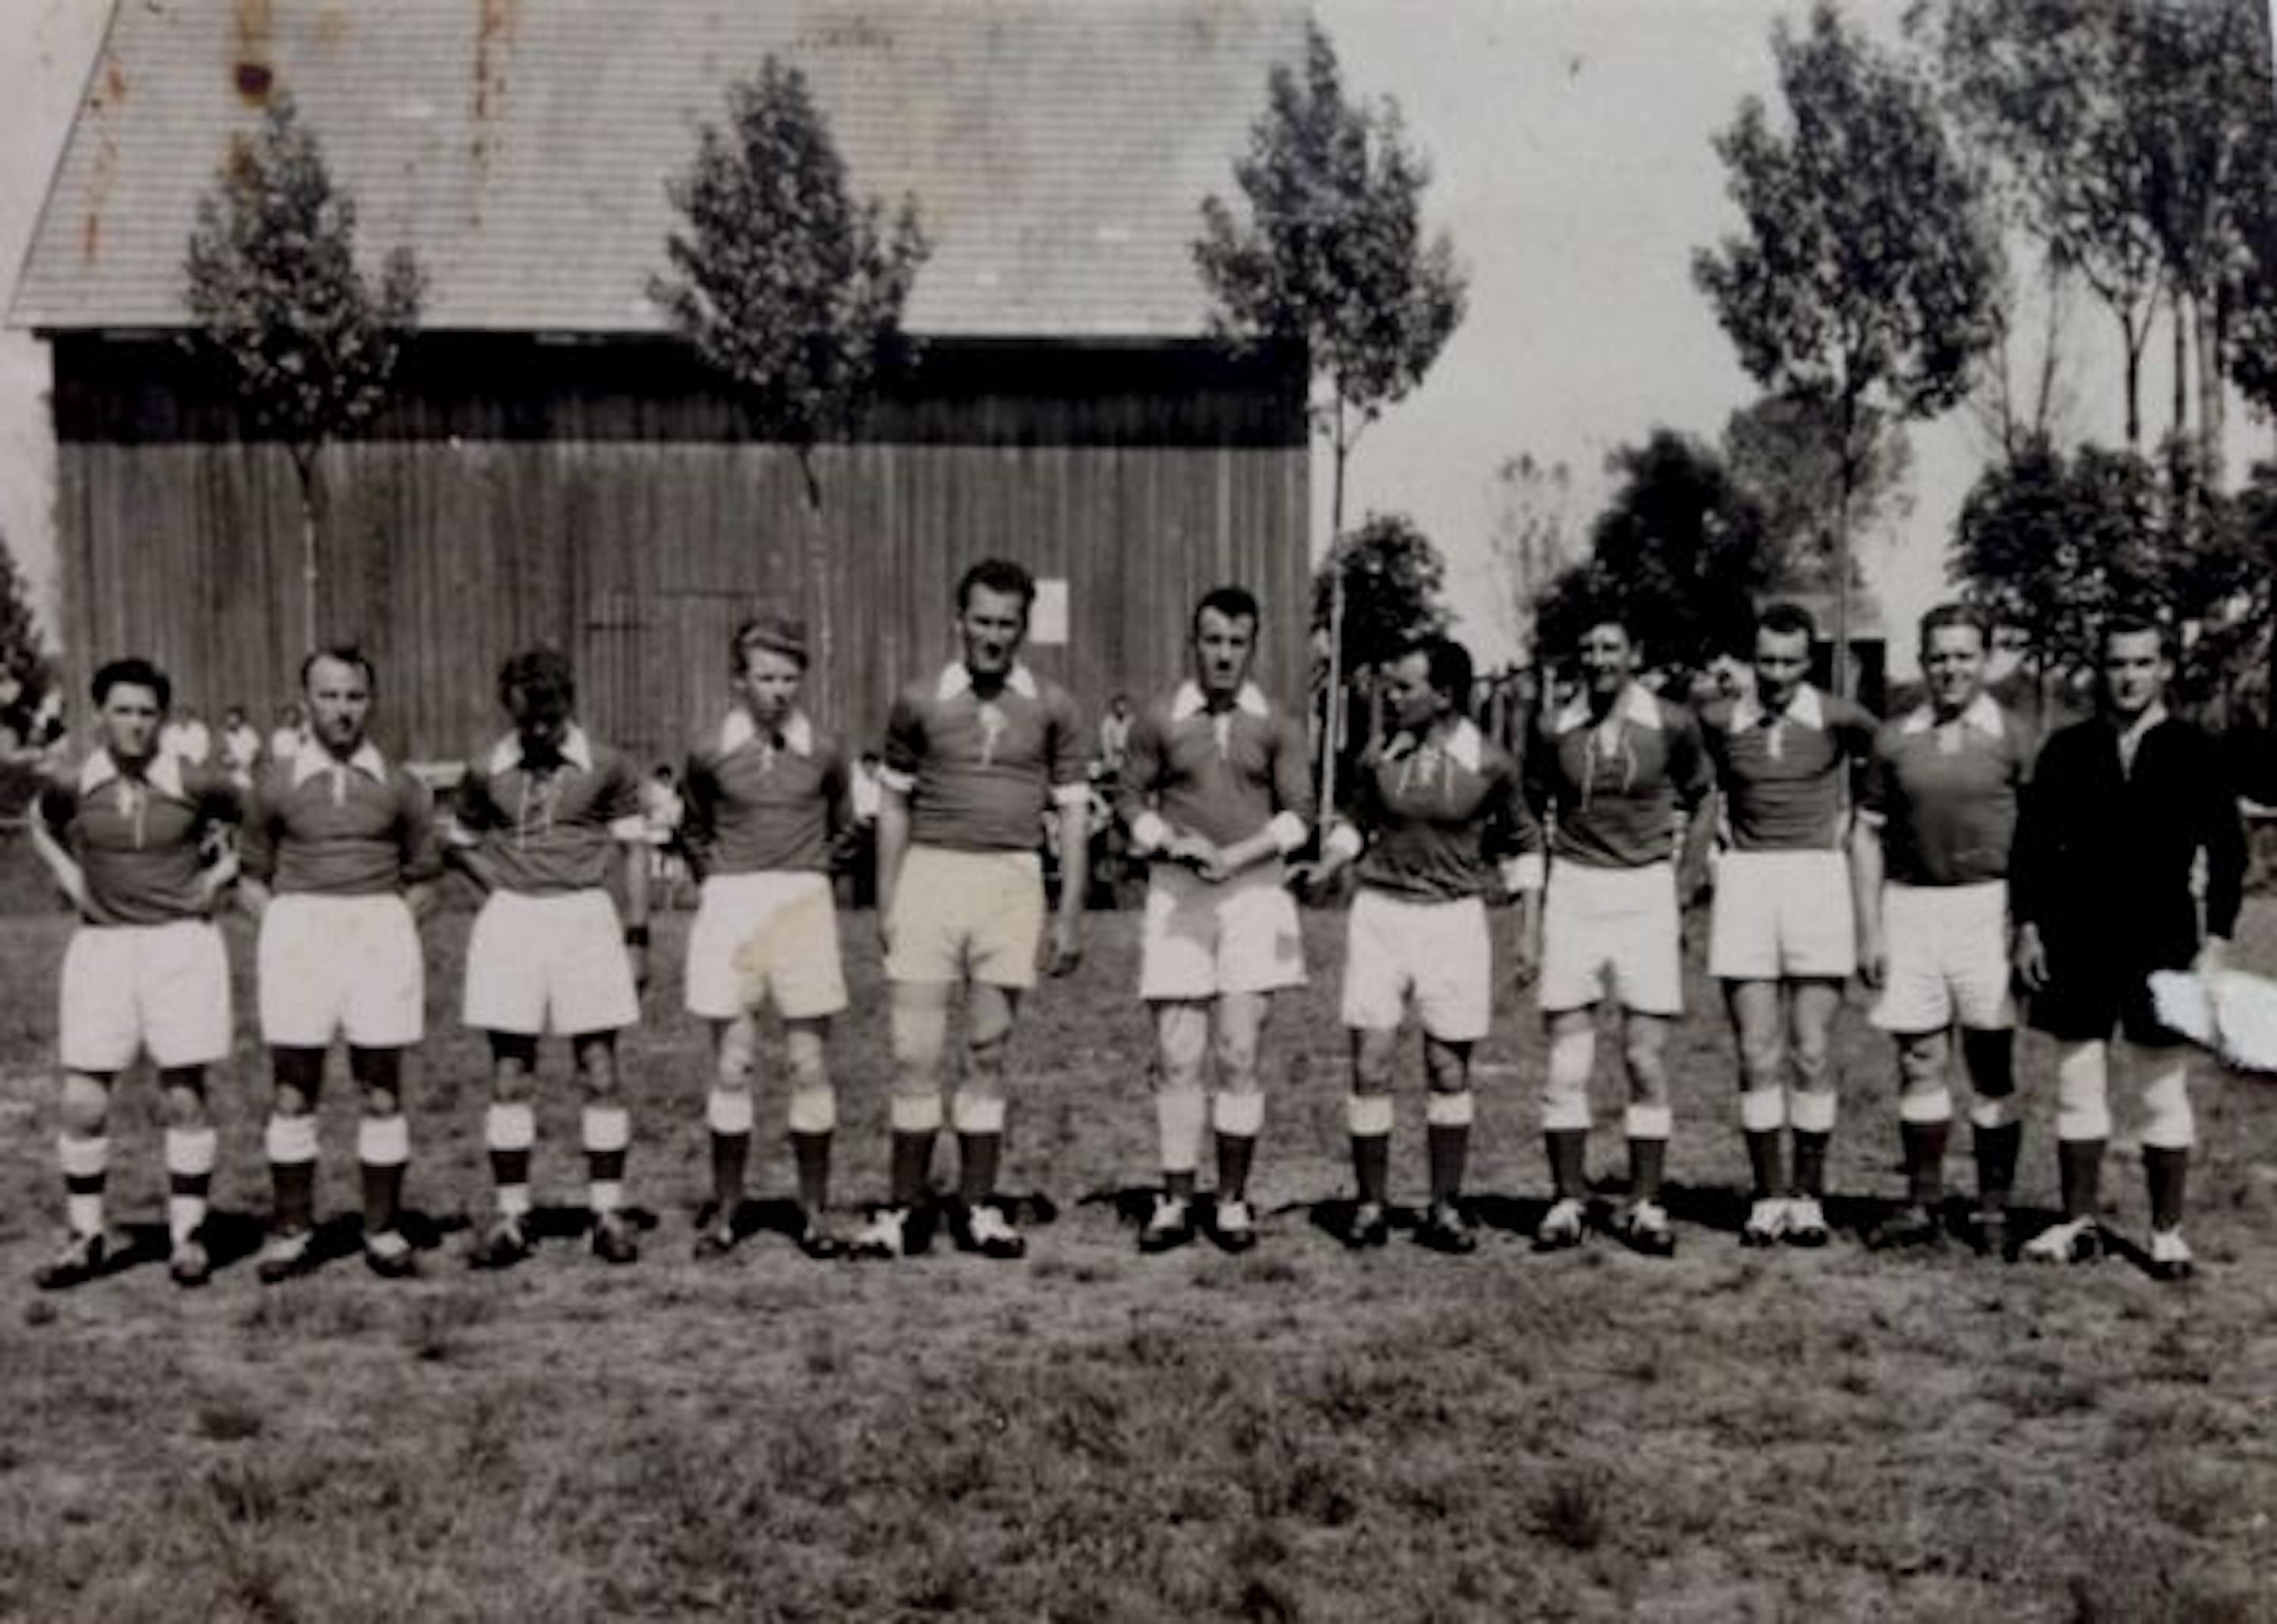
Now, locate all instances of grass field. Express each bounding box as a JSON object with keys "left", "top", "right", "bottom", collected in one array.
[{"left": 2, "top": 890, "right": 2274, "bottom": 1622}]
